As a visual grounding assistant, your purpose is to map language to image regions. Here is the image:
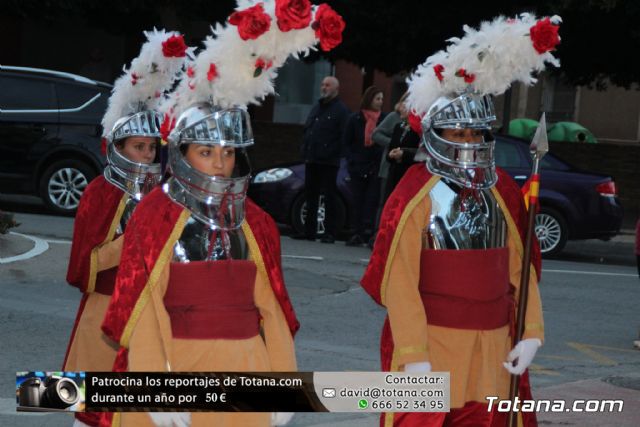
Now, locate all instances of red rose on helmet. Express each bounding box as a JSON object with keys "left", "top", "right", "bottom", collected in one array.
[
  {"left": 276, "top": 0, "right": 312, "bottom": 32},
  {"left": 160, "top": 114, "right": 176, "bottom": 142},
  {"left": 408, "top": 112, "right": 423, "bottom": 135},
  {"left": 162, "top": 35, "right": 188, "bottom": 58},
  {"left": 312, "top": 4, "right": 345, "bottom": 52},
  {"left": 433, "top": 64, "right": 445, "bottom": 82},
  {"left": 229, "top": 3, "right": 272, "bottom": 41},
  {"left": 207, "top": 63, "right": 218, "bottom": 81},
  {"left": 455, "top": 68, "right": 475, "bottom": 84},
  {"left": 529, "top": 18, "right": 560, "bottom": 54}
]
